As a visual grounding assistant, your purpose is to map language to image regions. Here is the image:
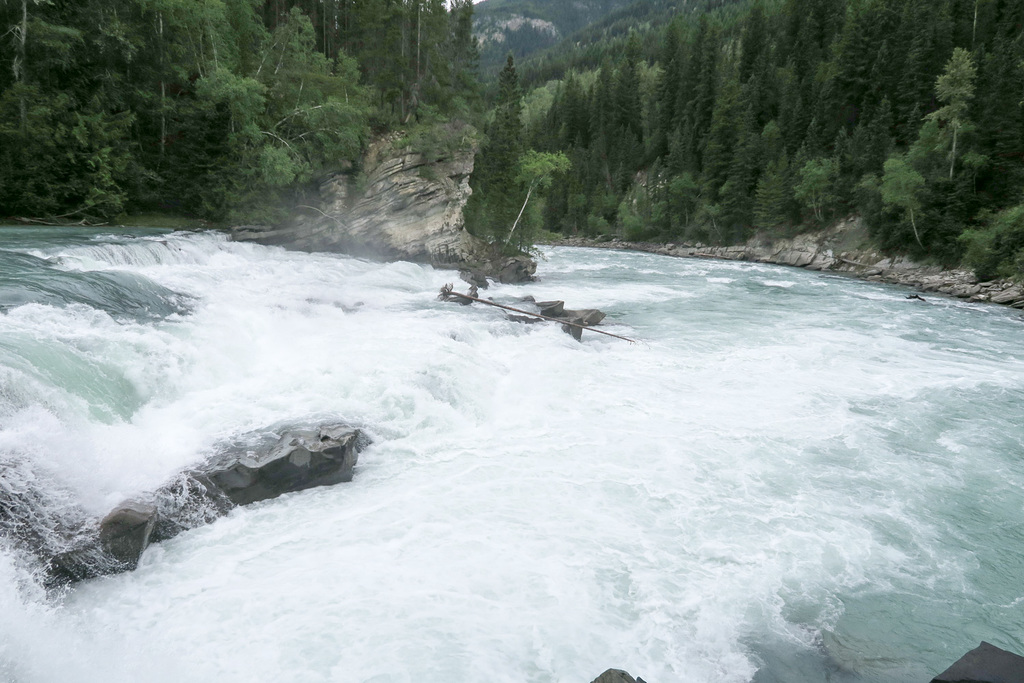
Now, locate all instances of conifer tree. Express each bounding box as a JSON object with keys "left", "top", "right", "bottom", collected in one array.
[{"left": 466, "top": 54, "right": 524, "bottom": 243}]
